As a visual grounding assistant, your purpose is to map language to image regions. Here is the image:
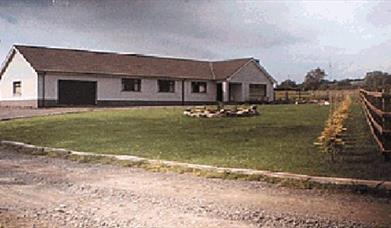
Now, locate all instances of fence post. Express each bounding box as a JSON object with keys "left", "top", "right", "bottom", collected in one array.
[
  {"left": 382, "top": 88, "right": 391, "bottom": 130},
  {"left": 382, "top": 88, "right": 391, "bottom": 160}
]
